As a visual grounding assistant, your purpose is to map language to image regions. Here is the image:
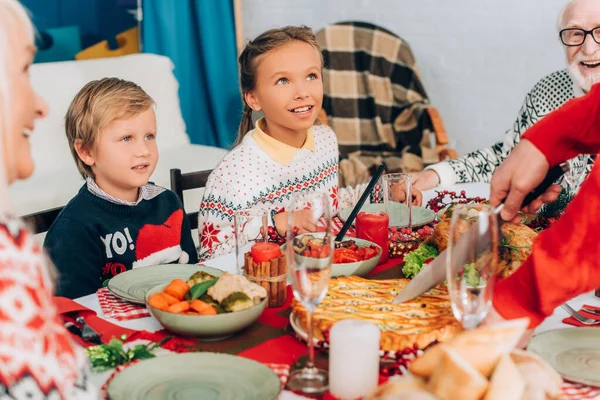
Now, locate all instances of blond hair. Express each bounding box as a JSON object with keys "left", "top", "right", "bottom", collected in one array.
[
  {"left": 65, "top": 77, "right": 155, "bottom": 179},
  {"left": 235, "top": 25, "right": 323, "bottom": 146},
  {"left": 0, "top": 0, "right": 35, "bottom": 213}
]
